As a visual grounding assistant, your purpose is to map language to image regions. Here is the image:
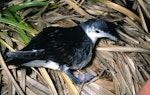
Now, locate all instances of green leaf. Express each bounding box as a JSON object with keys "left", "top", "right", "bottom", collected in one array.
[
  {"left": 5, "top": 1, "right": 48, "bottom": 12},
  {"left": 0, "top": 17, "right": 38, "bottom": 35}
]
